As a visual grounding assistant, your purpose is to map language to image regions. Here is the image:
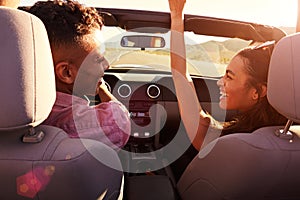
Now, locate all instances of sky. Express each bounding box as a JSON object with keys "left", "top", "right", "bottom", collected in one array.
[{"left": 20, "top": 0, "right": 298, "bottom": 27}]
